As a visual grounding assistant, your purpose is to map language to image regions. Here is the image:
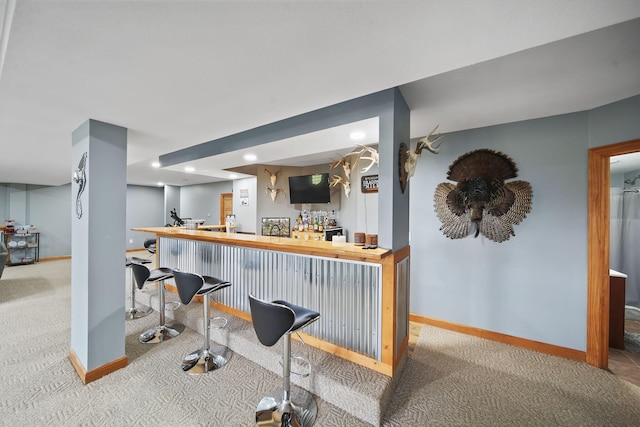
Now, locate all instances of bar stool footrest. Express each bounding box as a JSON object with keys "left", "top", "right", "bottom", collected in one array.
[
  {"left": 208, "top": 315, "right": 228, "bottom": 330},
  {"left": 279, "top": 354, "right": 312, "bottom": 377}
]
